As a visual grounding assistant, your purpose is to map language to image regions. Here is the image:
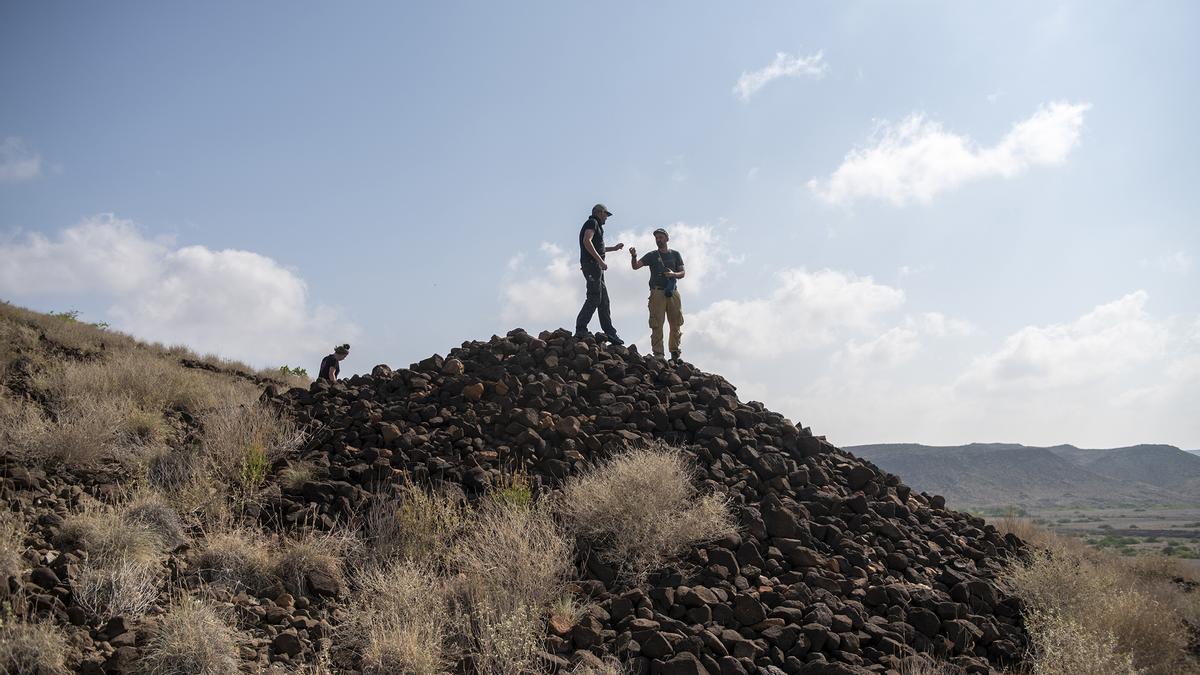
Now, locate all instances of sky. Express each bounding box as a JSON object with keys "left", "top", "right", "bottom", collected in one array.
[{"left": 1, "top": 1, "right": 1197, "bottom": 449}]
